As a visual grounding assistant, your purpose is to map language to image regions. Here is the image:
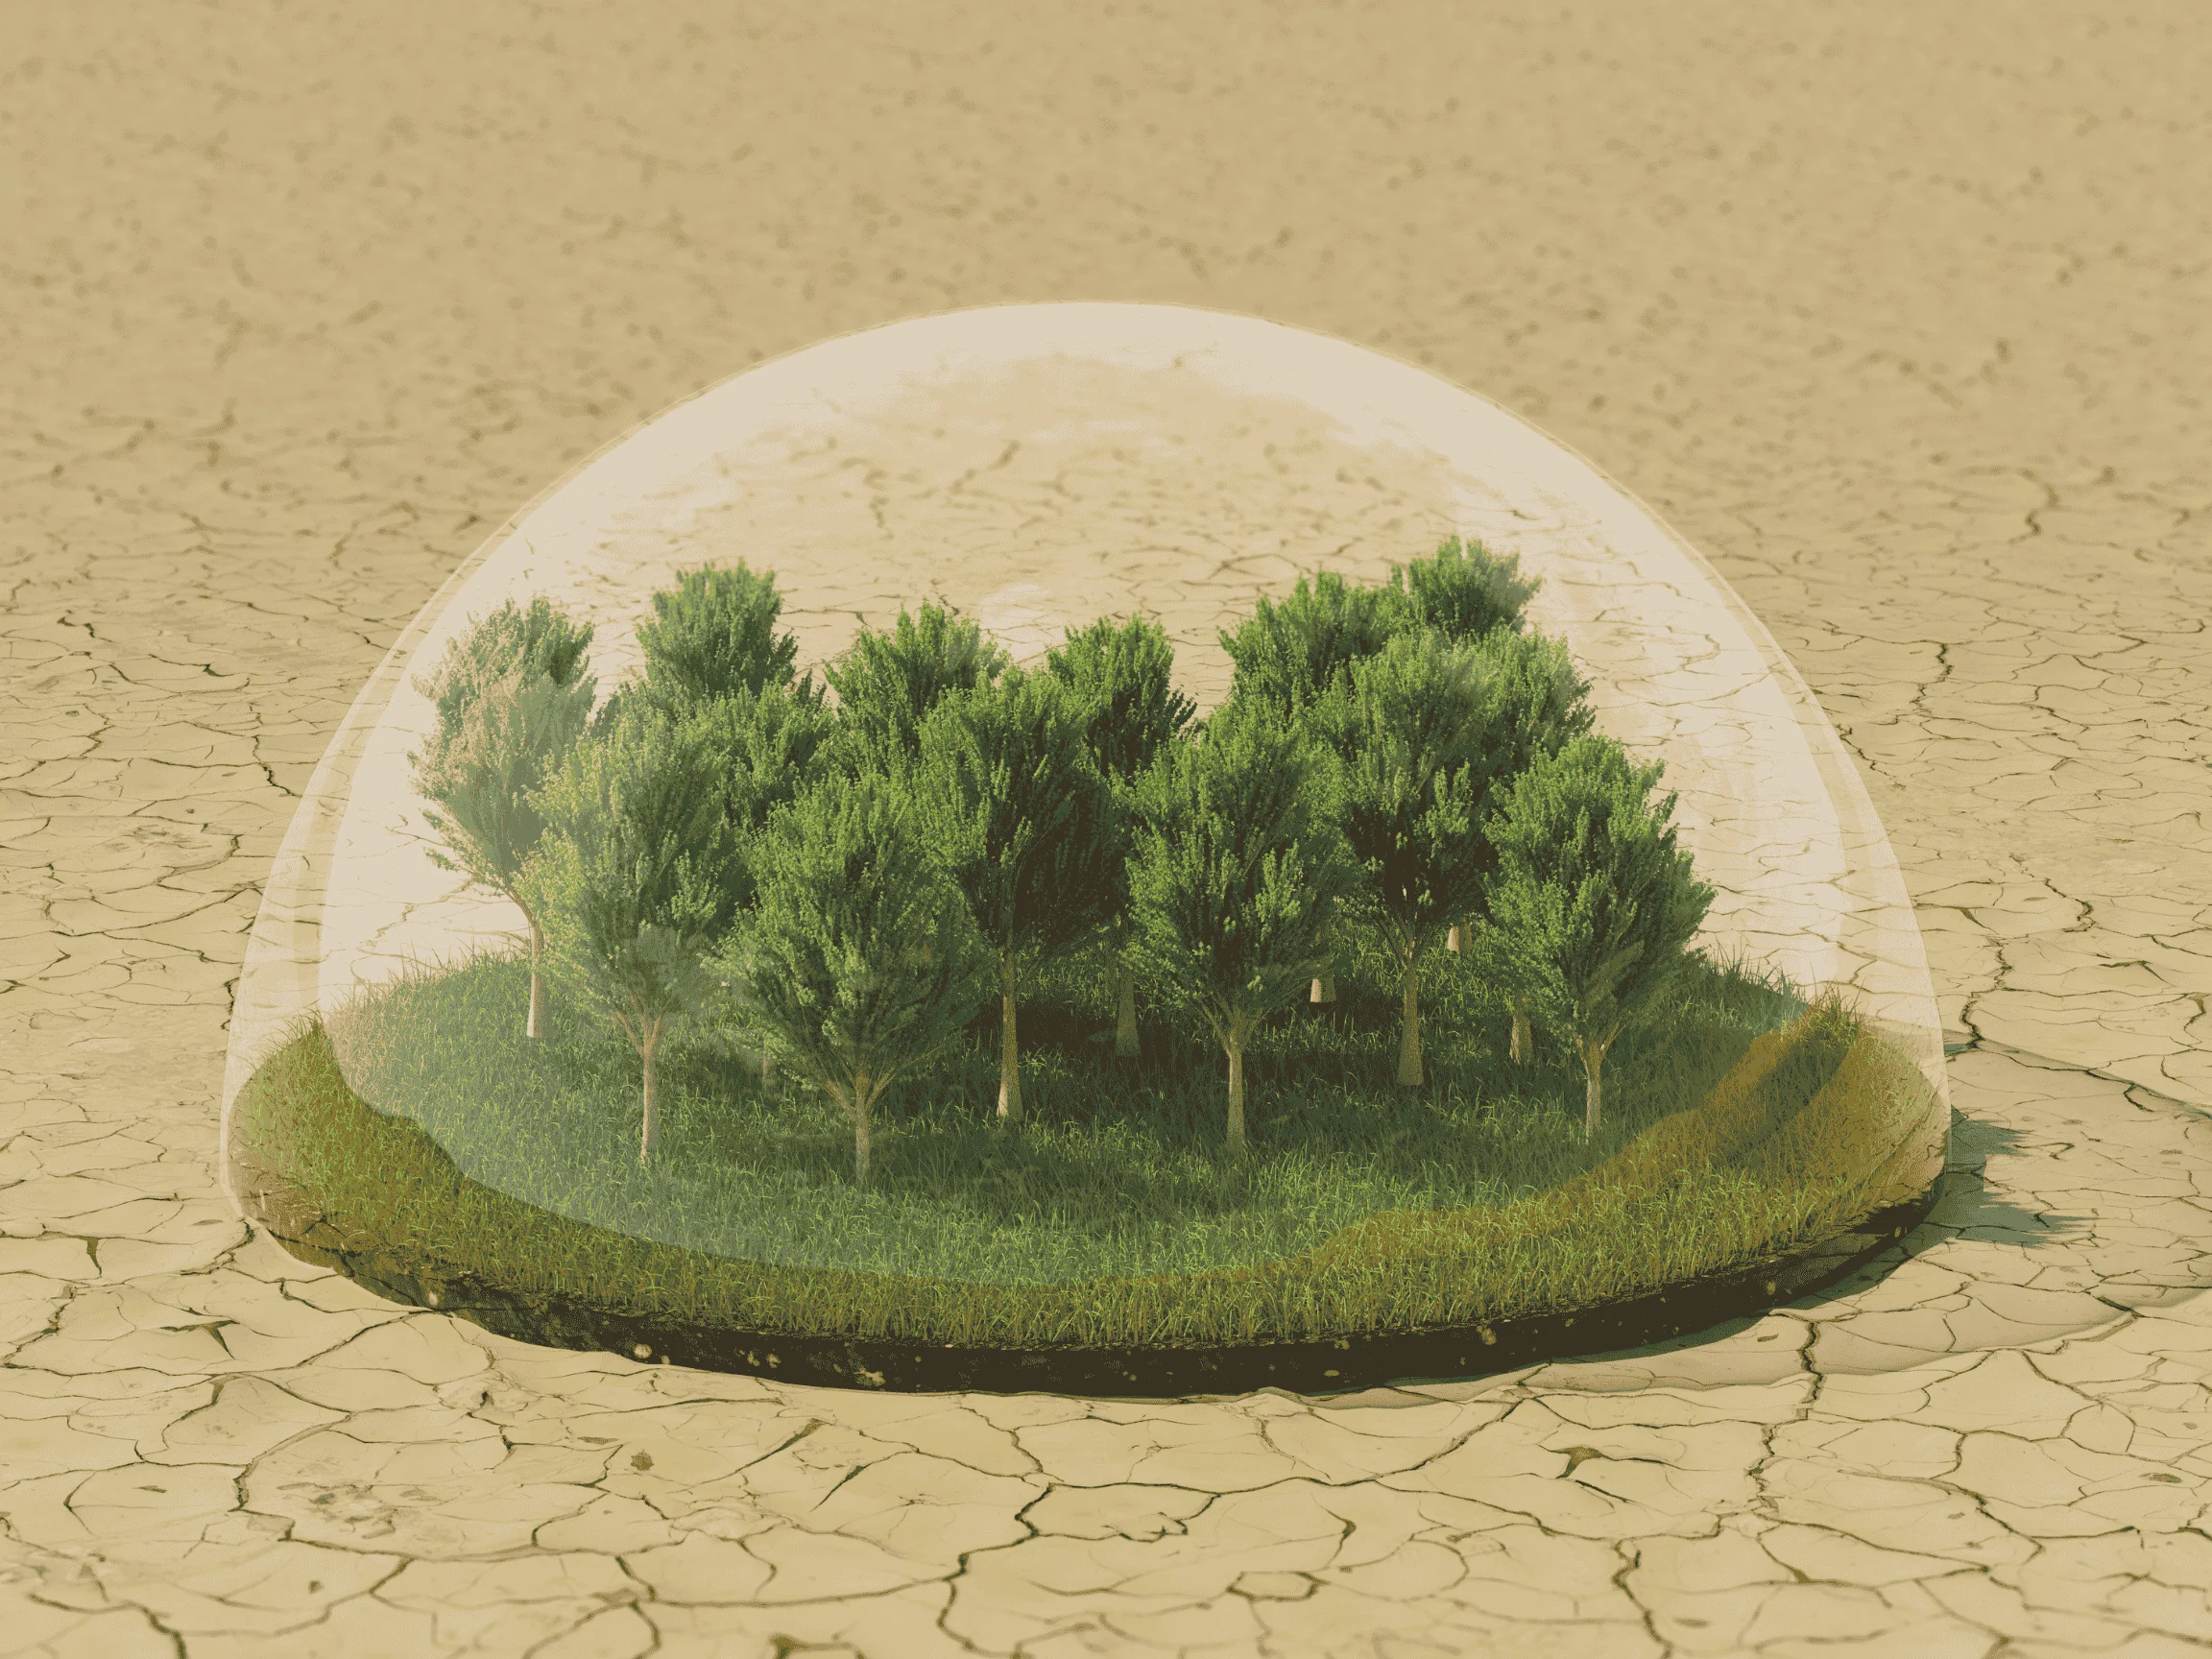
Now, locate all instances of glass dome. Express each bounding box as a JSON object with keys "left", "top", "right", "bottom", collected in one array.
[{"left": 221, "top": 301, "right": 1949, "bottom": 1391}]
